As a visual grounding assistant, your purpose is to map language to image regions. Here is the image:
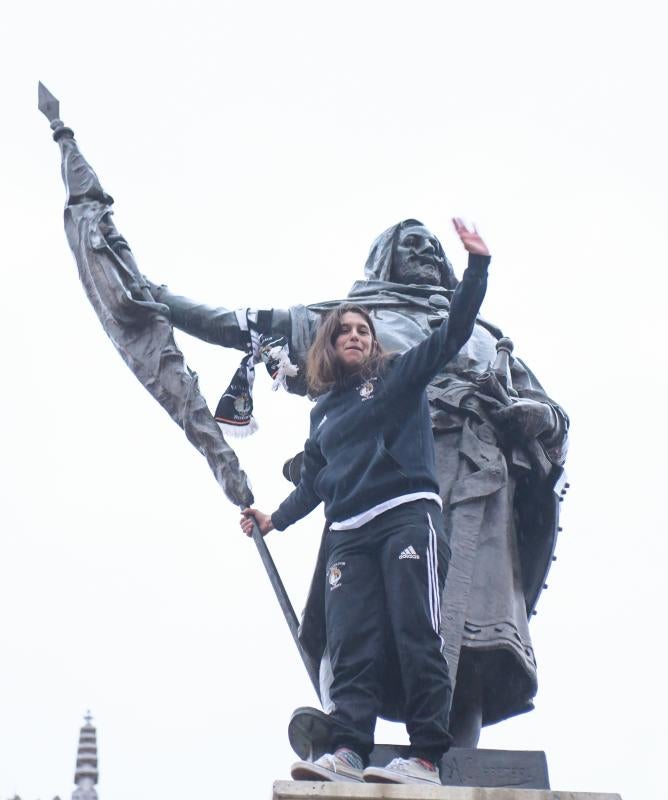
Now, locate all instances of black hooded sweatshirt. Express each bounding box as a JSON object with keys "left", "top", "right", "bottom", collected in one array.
[{"left": 271, "top": 253, "right": 490, "bottom": 531}]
